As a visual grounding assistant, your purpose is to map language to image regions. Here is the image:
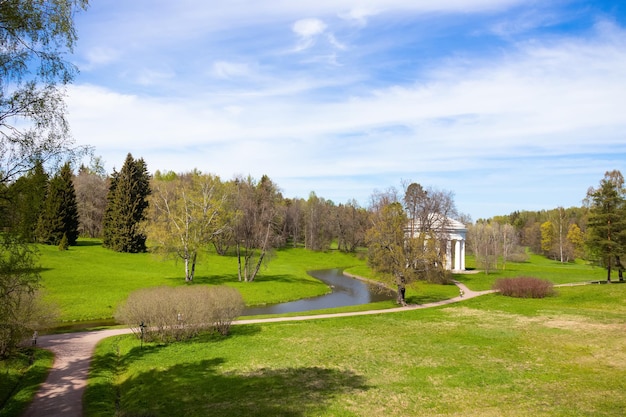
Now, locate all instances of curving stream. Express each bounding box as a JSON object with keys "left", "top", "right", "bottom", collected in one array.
[
  {"left": 243, "top": 269, "right": 395, "bottom": 316},
  {"left": 52, "top": 269, "right": 395, "bottom": 331}
]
